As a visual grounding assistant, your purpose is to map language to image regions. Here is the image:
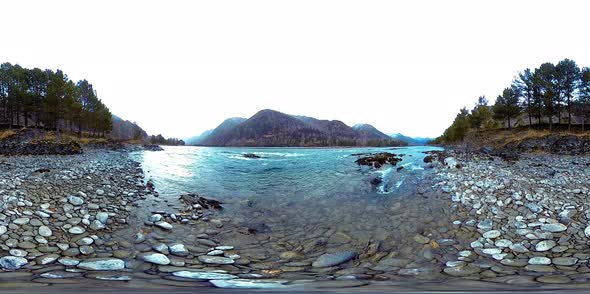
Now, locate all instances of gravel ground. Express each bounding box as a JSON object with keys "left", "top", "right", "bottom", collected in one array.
[{"left": 1, "top": 148, "right": 590, "bottom": 290}]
